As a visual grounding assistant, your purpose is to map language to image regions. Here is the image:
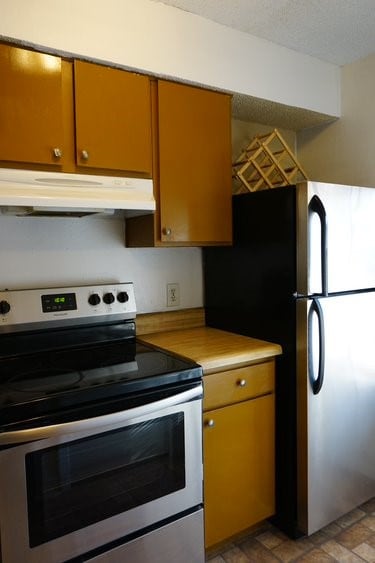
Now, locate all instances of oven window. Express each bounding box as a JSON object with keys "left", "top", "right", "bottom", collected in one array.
[{"left": 26, "top": 412, "right": 185, "bottom": 547}]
